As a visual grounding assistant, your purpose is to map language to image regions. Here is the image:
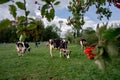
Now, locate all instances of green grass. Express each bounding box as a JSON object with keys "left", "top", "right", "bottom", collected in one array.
[{"left": 0, "top": 43, "right": 120, "bottom": 80}]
